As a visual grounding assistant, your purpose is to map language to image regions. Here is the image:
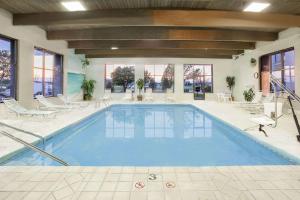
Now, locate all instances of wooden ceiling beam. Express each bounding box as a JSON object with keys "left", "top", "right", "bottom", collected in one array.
[
  {"left": 13, "top": 9, "right": 300, "bottom": 30},
  {"left": 47, "top": 27, "right": 277, "bottom": 41},
  {"left": 75, "top": 49, "right": 243, "bottom": 56},
  {"left": 68, "top": 40, "right": 255, "bottom": 50},
  {"left": 85, "top": 54, "right": 233, "bottom": 59}
]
